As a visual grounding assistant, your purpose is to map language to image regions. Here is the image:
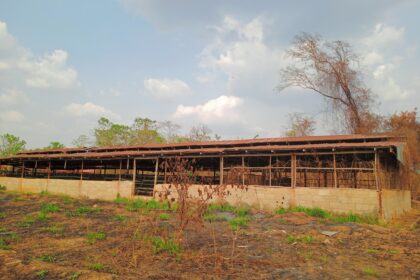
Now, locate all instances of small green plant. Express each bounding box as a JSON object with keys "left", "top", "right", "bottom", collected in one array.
[
  {"left": 387, "top": 249, "right": 398, "bottom": 255},
  {"left": 275, "top": 208, "right": 288, "bottom": 215},
  {"left": 204, "top": 213, "right": 227, "bottom": 222},
  {"left": 68, "top": 272, "right": 82, "bottom": 280},
  {"left": 114, "top": 196, "right": 130, "bottom": 204},
  {"left": 62, "top": 195, "right": 75, "bottom": 204},
  {"left": 229, "top": 216, "right": 250, "bottom": 231},
  {"left": 66, "top": 206, "right": 101, "bottom": 217},
  {"left": 18, "top": 215, "right": 35, "bottom": 227},
  {"left": 302, "top": 235, "right": 314, "bottom": 244},
  {"left": 207, "top": 203, "right": 236, "bottom": 213},
  {"left": 287, "top": 234, "right": 298, "bottom": 244},
  {"left": 42, "top": 225, "right": 65, "bottom": 235},
  {"left": 85, "top": 231, "right": 107, "bottom": 245},
  {"left": 40, "top": 203, "right": 60, "bottom": 213},
  {"left": 113, "top": 215, "right": 127, "bottom": 222},
  {"left": 234, "top": 206, "right": 250, "bottom": 217},
  {"left": 366, "top": 248, "right": 379, "bottom": 254},
  {"left": 0, "top": 238, "right": 10, "bottom": 250},
  {"left": 362, "top": 267, "right": 378, "bottom": 277},
  {"left": 0, "top": 212, "right": 6, "bottom": 219},
  {"left": 0, "top": 185, "right": 6, "bottom": 191},
  {"left": 38, "top": 255, "right": 56, "bottom": 262},
  {"left": 36, "top": 269, "right": 49, "bottom": 279},
  {"left": 36, "top": 212, "right": 50, "bottom": 222},
  {"left": 149, "top": 236, "right": 181, "bottom": 255},
  {"left": 159, "top": 213, "right": 170, "bottom": 221},
  {"left": 88, "top": 262, "right": 106, "bottom": 272}
]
